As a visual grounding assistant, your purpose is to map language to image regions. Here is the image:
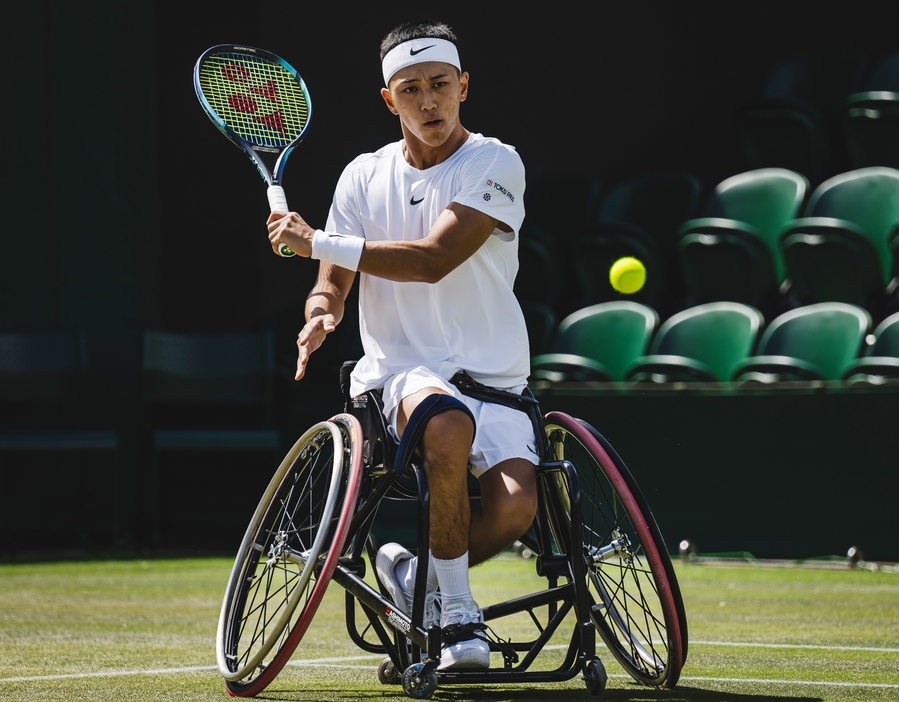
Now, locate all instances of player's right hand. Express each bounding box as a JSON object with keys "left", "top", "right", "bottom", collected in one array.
[
  {"left": 295, "top": 314, "right": 337, "bottom": 380},
  {"left": 267, "top": 211, "right": 315, "bottom": 258}
]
